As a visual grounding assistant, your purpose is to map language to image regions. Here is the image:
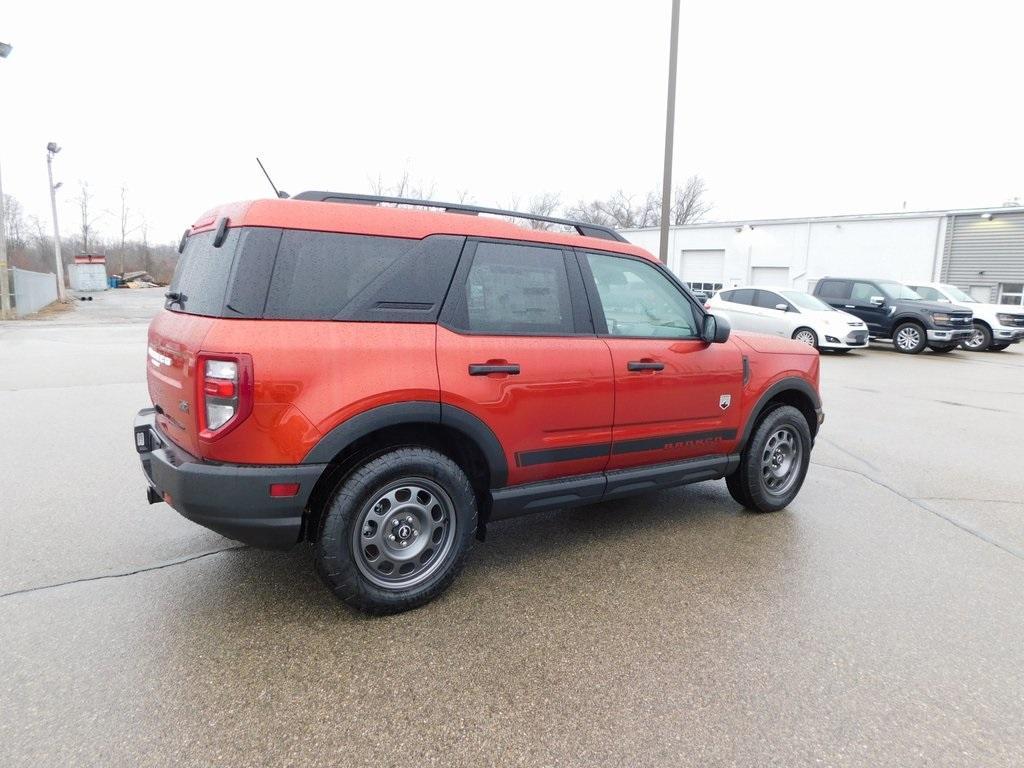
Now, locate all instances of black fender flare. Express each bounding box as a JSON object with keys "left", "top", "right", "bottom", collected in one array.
[
  {"left": 738, "top": 377, "right": 822, "bottom": 452},
  {"left": 301, "top": 401, "right": 508, "bottom": 488}
]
